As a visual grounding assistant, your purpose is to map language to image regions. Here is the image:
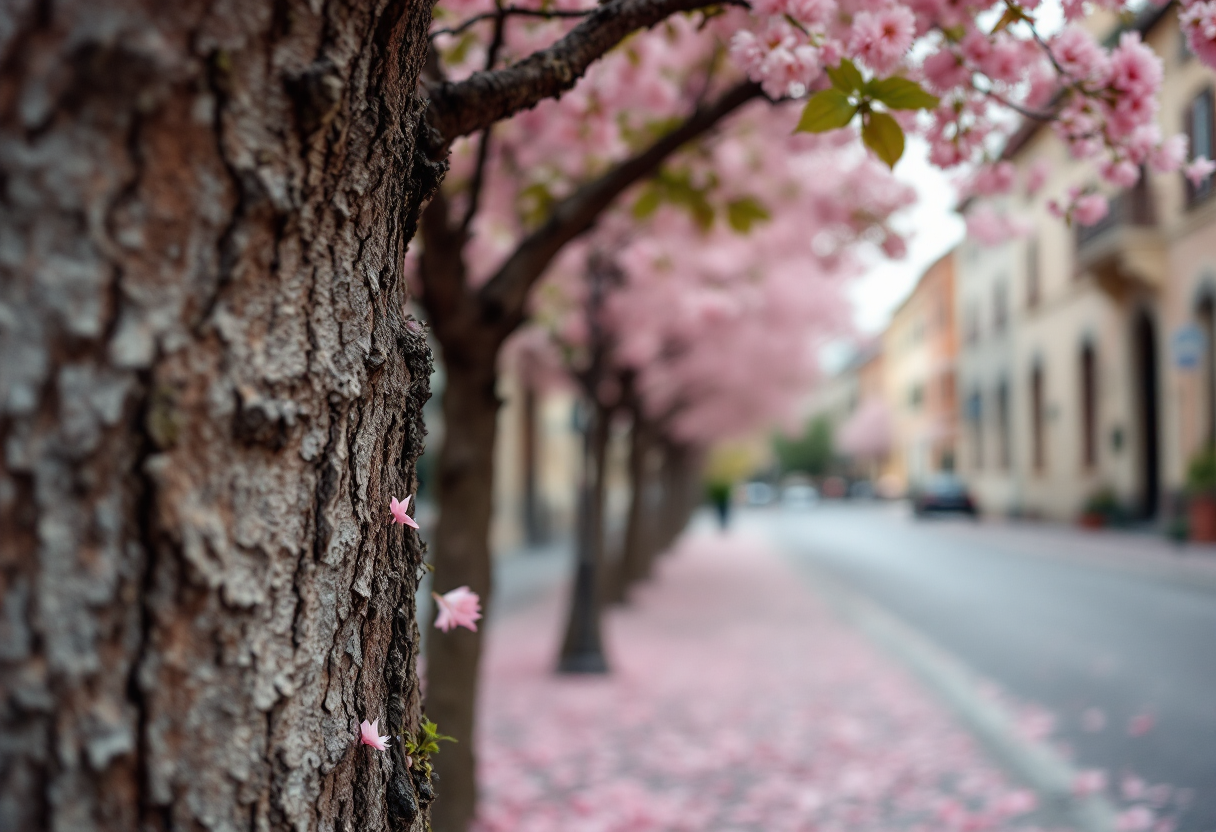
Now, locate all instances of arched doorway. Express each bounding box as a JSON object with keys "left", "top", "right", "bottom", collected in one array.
[
  {"left": 1080, "top": 342, "right": 1098, "bottom": 470},
  {"left": 1197, "top": 292, "right": 1215, "bottom": 446},
  {"left": 1132, "top": 310, "right": 1161, "bottom": 518}
]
